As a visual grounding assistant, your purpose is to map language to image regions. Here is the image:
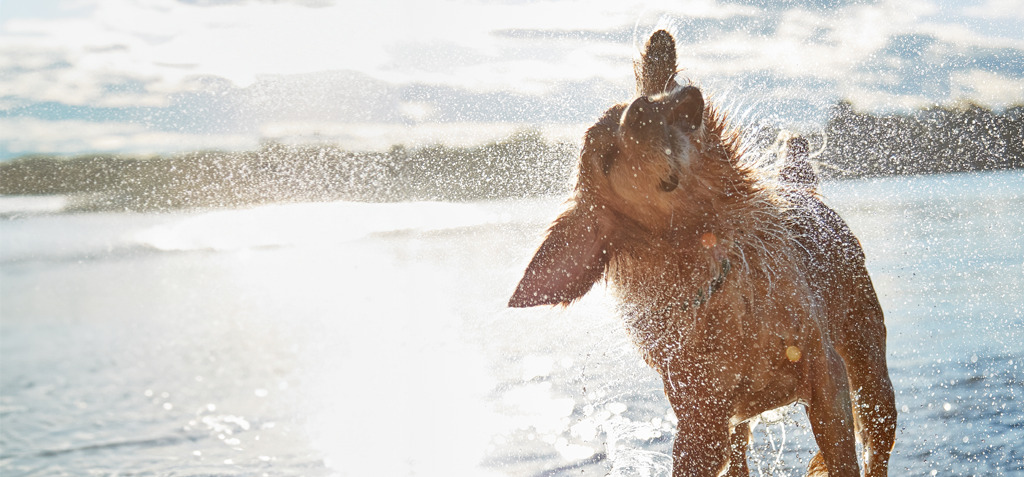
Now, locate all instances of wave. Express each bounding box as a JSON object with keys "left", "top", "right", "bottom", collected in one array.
[
  {"left": 0, "top": 197, "right": 562, "bottom": 264},
  {"left": 0, "top": 195, "right": 69, "bottom": 216},
  {"left": 133, "top": 198, "right": 562, "bottom": 252}
]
